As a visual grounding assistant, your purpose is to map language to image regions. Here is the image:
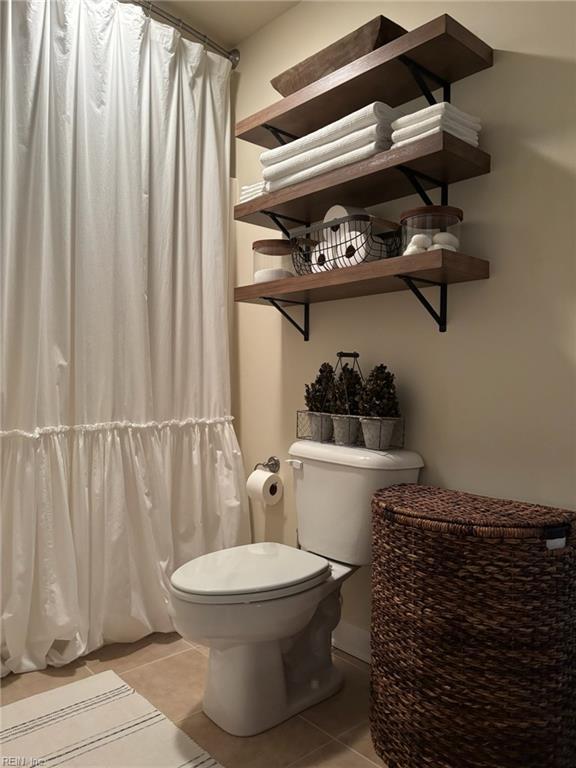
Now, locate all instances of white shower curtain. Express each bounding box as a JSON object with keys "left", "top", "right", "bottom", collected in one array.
[{"left": 0, "top": 0, "right": 250, "bottom": 675}]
